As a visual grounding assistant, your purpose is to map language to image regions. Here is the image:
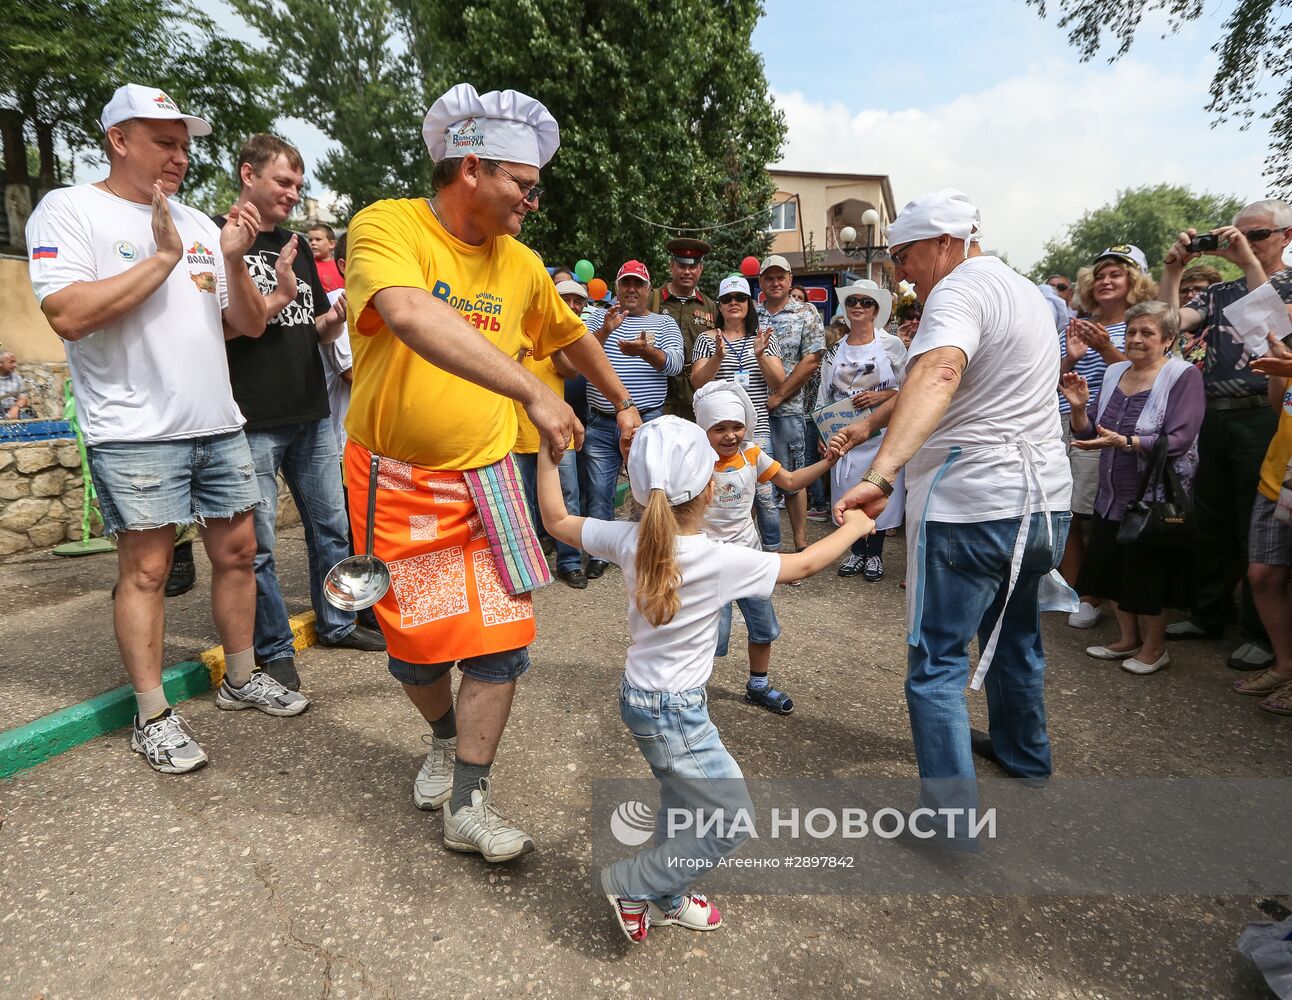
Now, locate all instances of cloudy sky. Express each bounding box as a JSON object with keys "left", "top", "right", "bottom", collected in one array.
[{"left": 217, "top": 0, "right": 1273, "bottom": 271}]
